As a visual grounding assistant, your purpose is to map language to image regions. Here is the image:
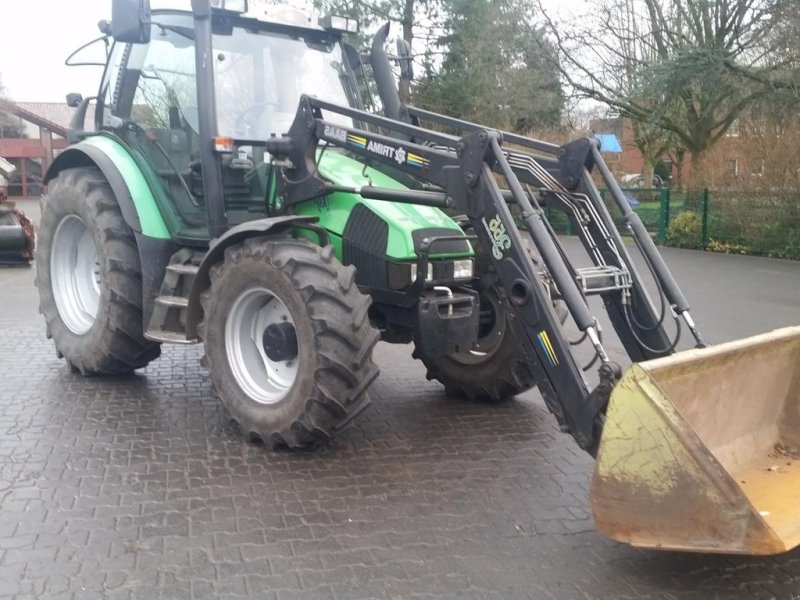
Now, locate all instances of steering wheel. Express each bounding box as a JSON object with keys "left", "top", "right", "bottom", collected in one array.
[{"left": 233, "top": 102, "right": 282, "bottom": 138}]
